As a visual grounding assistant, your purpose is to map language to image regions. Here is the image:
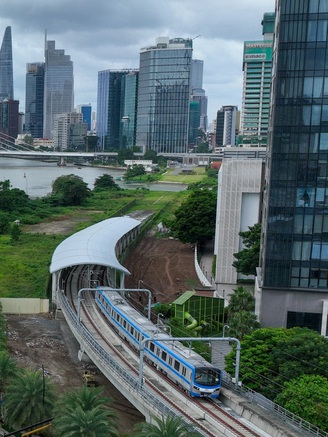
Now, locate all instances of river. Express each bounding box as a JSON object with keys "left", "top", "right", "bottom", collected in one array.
[{"left": 0, "top": 157, "right": 187, "bottom": 197}]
